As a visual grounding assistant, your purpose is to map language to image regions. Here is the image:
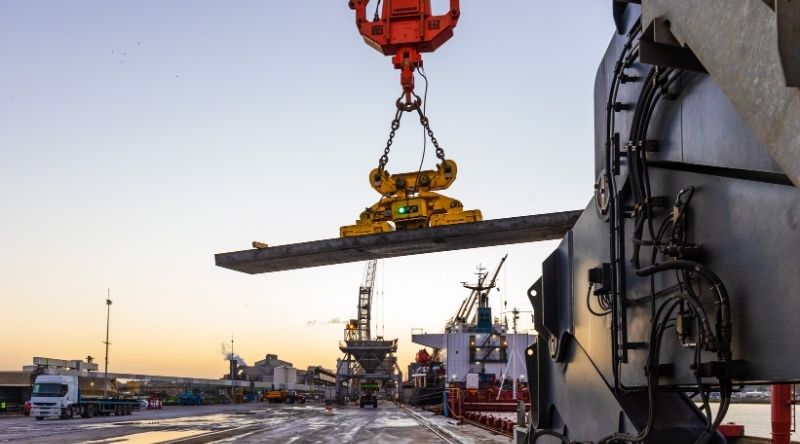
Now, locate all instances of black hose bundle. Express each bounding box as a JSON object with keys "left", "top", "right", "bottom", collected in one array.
[
  {"left": 595, "top": 18, "right": 735, "bottom": 444},
  {"left": 636, "top": 260, "right": 732, "bottom": 360}
]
